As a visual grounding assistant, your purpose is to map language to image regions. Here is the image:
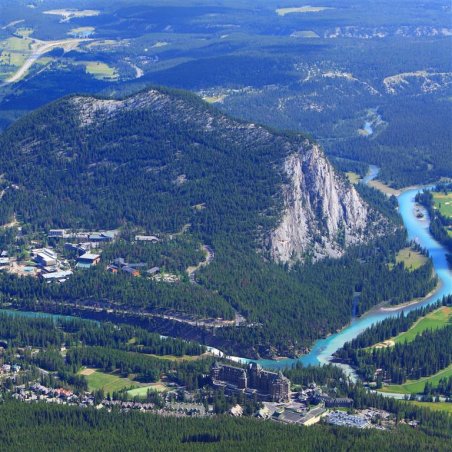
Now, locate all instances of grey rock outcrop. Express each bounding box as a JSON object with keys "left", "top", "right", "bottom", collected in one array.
[{"left": 270, "top": 144, "right": 372, "bottom": 263}]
